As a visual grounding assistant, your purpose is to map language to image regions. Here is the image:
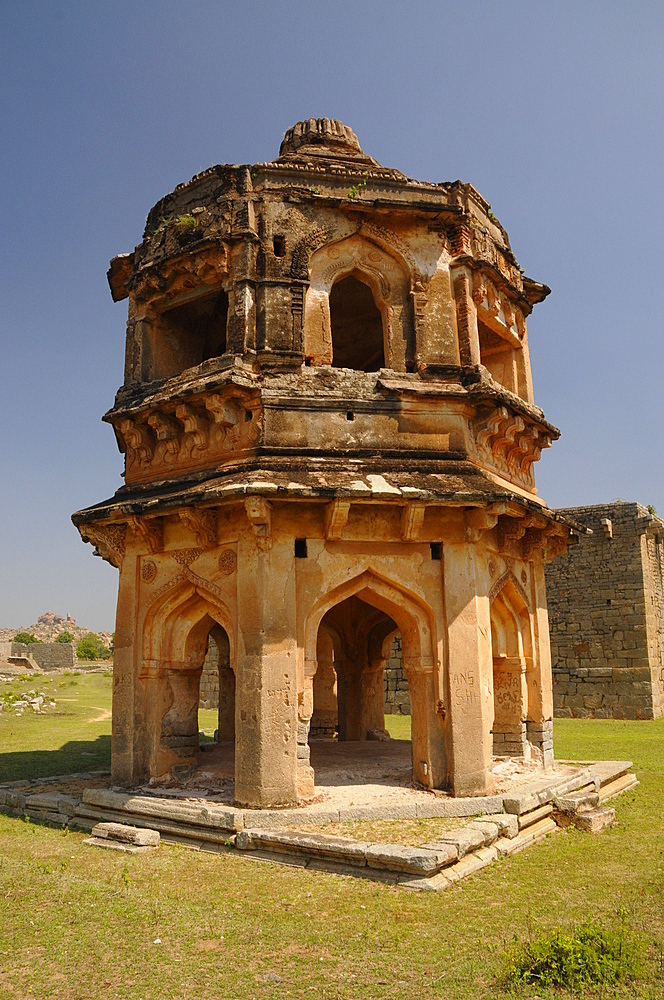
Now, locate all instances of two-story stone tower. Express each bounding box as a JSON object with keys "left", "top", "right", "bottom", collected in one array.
[{"left": 74, "top": 119, "right": 571, "bottom": 808}]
